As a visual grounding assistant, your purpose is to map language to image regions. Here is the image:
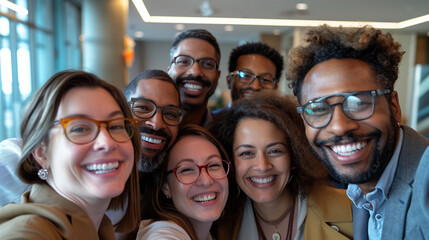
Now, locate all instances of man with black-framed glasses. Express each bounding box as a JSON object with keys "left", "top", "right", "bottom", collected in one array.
[
  {"left": 124, "top": 69, "right": 182, "bottom": 172},
  {"left": 168, "top": 29, "right": 221, "bottom": 128},
  {"left": 287, "top": 25, "right": 429, "bottom": 240},
  {"left": 213, "top": 42, "right": 284, "bottom": 117}
]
